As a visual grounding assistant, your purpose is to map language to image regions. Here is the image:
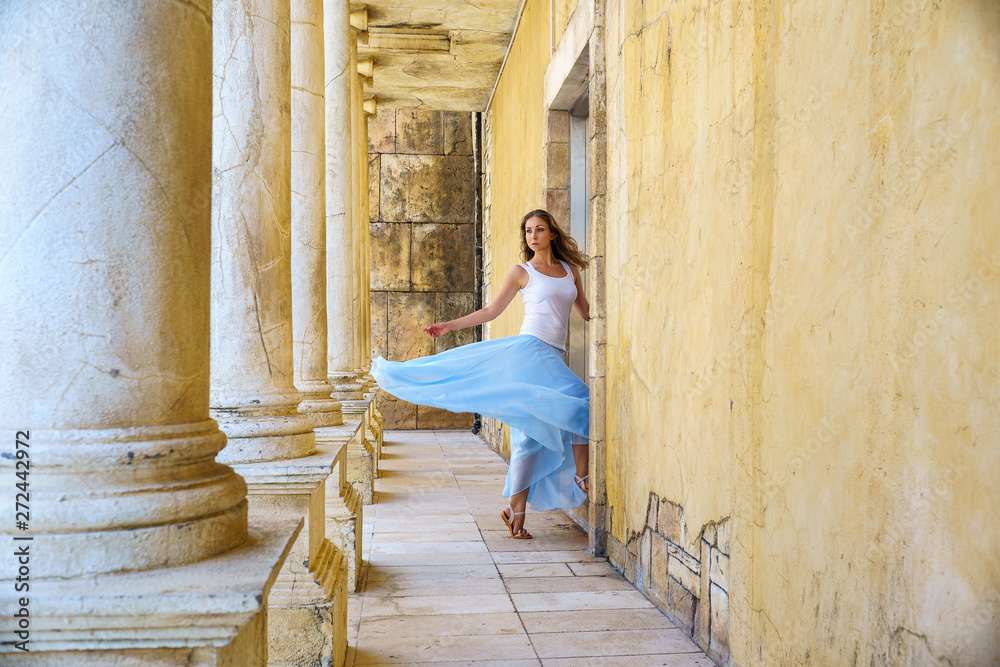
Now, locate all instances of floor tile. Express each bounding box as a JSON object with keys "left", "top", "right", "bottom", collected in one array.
[
  {"left": 370, "top": 541, "right": 488, "bottom": 555},
  {"left": 490, "top": 550, "right": 606, "bottom": 564},
  {"left": 497, "top": 562, "right": 575, "bottom": 578},
  {"left": 541, "top": 655, "right": 710, "bottom": 667},
  {"left": 503, "top": 574, "right": 637, "bottom": 594},
  {"left": 362, "top": 593, "right": 516, "bottom": 617},
  {"left": 351, "top": 430, "right": 709, "bottom": 666},
  {"left": 352, "top": 633, "right": 537, "bottom": 664},
  {"left": 364, "top": 576, "right": 508, "bottom": 598},
  {"left": 531, "top": 628, "right": 698, "bottom": 658},
  {"left": 567, "top": 561, "right": 620, "bottom": 577},
  {"left": 511, "top": 590, "right": 657, "bottom": 613},
  {"left": 519, "top": 608, "right": 677, "bottom": 634},
  {"left": 367, "top": 551, "right": 496, "bottom": 567},
  {"left": 358, "top": 612, "right": 523, "bottom": 639},
  {"left": 364, "top": 563, "right": 500, "bottom": 581},
  {"left": 396, "top": 661, "right": 541, "bottom": 667}
]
